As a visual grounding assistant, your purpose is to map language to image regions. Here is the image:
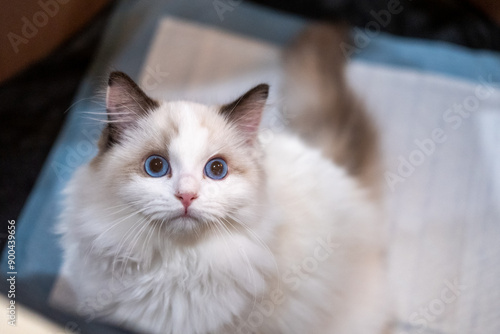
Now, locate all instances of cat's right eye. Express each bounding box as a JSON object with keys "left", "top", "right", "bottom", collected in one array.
[
  {"left": 204, "top": 158, "right": 228, "bottom": 180},
  {"left": 144, "top": 155, "right": 169, "bottom": 177}
]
